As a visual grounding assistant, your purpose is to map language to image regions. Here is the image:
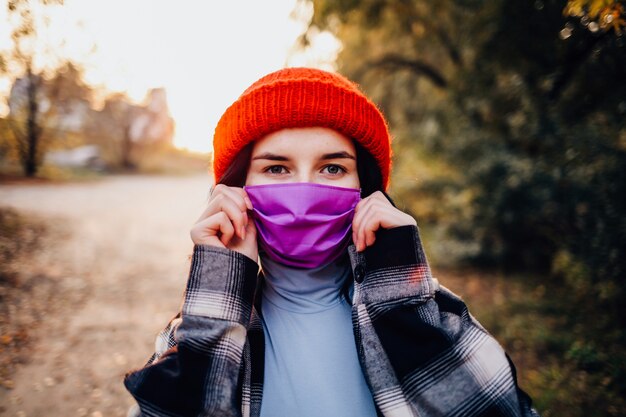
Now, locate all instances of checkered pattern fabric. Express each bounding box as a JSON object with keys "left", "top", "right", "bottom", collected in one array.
[{"left": 124, "top": 226, "right": 540, "bottom": 417}]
